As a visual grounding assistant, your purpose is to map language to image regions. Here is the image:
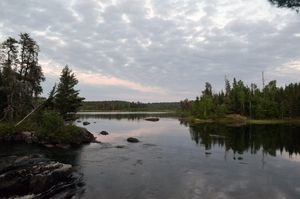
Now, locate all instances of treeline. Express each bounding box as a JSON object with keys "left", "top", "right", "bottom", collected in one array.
[
  {"left": 180, "top": 78, "right": 300, "bottom": 119},
  {"left": 81, "top": 101, "right": 180, "bottom": 112},
  {"left": 0, "top": 33, "right": 84, "bottom": 121}
]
